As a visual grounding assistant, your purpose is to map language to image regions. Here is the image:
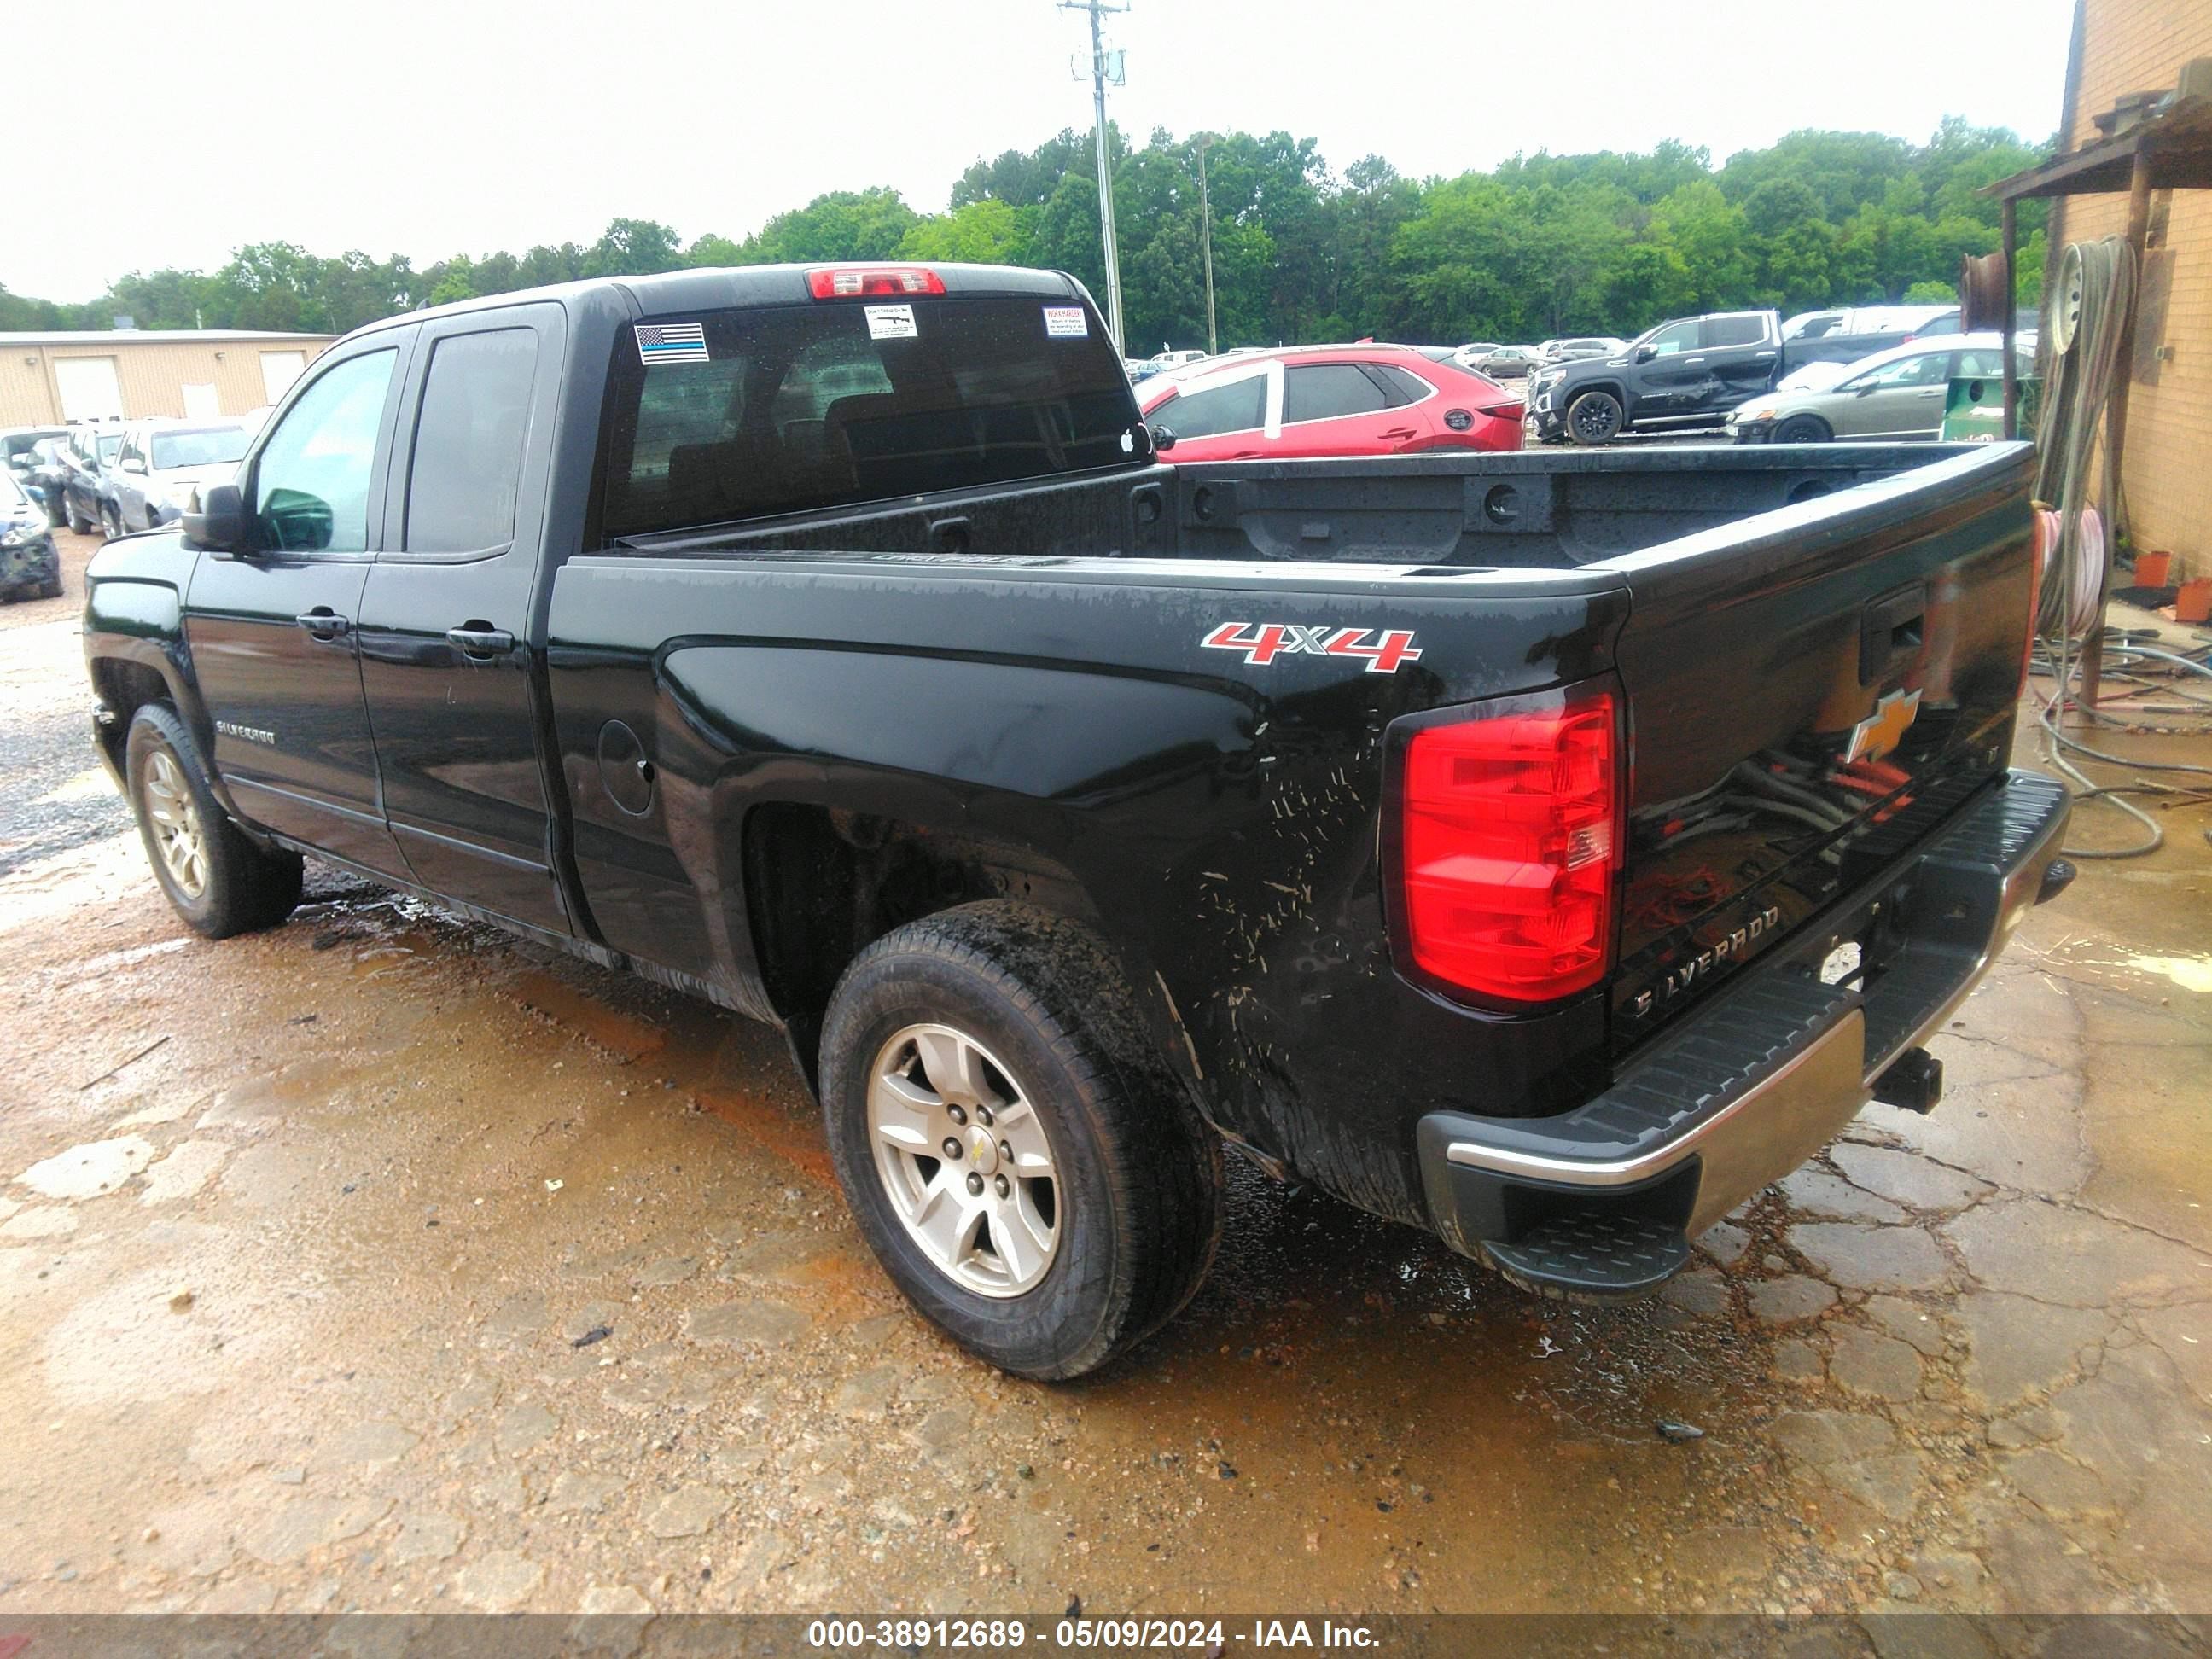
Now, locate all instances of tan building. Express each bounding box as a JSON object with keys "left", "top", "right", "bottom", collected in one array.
[
  {"left": 2048, "top": 1, "right": 2212, "bottom": 579},
  {"left": 0, "top": 329, "right": 334, "bottom": 429}
]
